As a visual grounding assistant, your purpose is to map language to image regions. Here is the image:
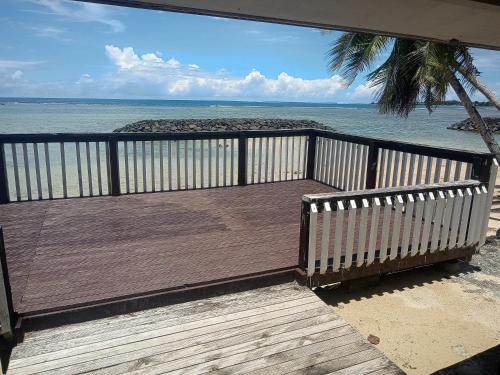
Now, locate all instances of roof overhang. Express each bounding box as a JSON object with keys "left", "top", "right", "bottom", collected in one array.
[{"left": 77, "top": 0, "right": 500, "bottom": 50}]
